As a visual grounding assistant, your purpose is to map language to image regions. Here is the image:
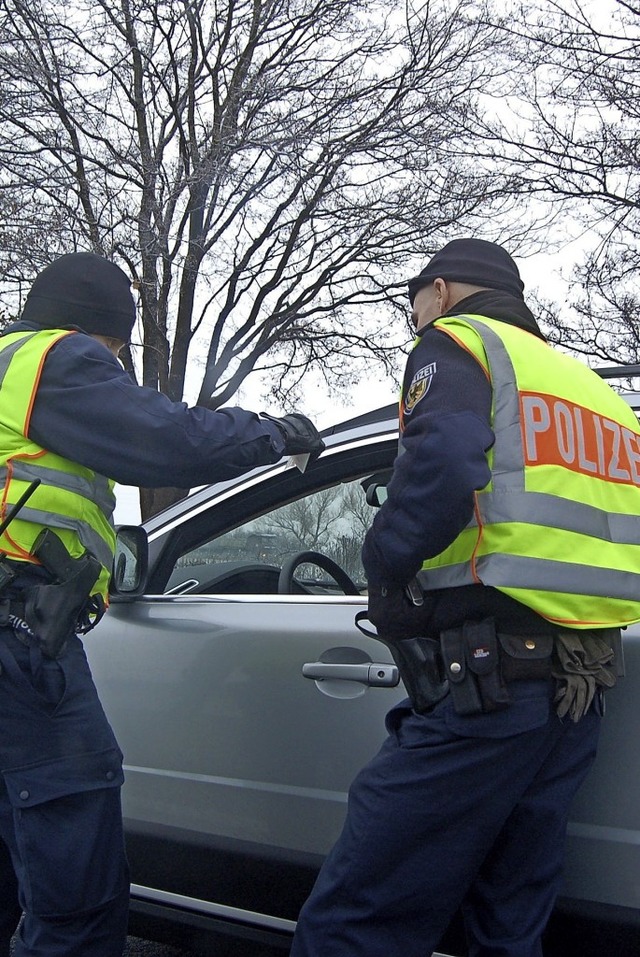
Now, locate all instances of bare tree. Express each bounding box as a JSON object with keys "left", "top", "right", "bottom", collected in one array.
[
  {"left": 475, "top": 0, "right": 640, "bottom": 364},
  {"left": 340, "top": 480, "right": 376, "bottom": 536},
  {"left": 262, "top": 487, "right": 340, "bottom": 551},
  {"left": 0, "top": 0, "right": 531, "bottom": 515}
]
